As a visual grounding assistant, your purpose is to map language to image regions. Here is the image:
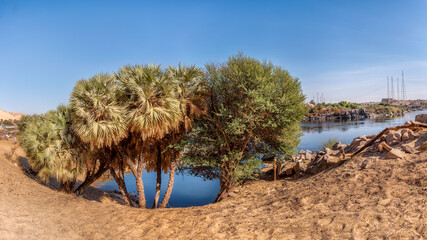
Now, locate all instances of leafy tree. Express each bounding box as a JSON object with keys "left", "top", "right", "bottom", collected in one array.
[
  {"left": 181, "top": 53, "right": 307, "bottom": 202},
  {"left": 3, "top": 119, "right": 14, "bottom": 126}
]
